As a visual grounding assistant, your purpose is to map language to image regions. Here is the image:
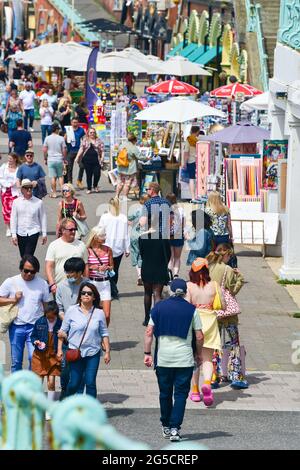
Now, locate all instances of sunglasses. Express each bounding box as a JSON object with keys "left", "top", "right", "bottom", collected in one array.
[
  {"left": 64, "top": 227, "right": 76, "bottom": 232},
  {"left": 81, "top": 291, "right": 93, "bottom": 297},
  {"left": 23, "top": 268, "right": 36, "bottom": 274},
  {"left": 62, "top": 189, "right": 71, "bottom": 193},
  {"left": 23, "top": 187, "right": 33, "bottom": 191}
]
